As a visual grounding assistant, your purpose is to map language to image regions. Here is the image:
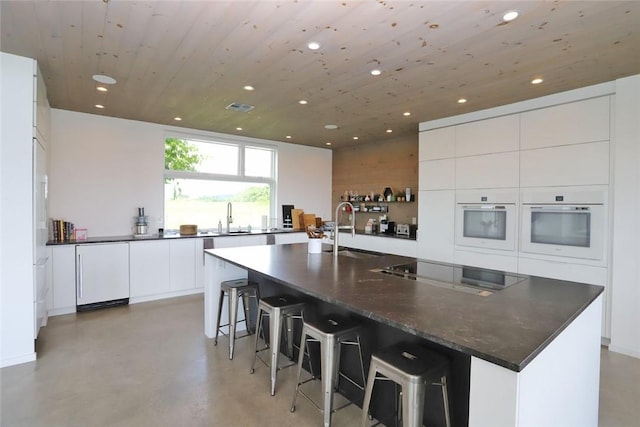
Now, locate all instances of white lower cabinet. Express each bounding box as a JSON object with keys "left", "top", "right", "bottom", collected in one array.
[
  {"left": 454, "top": 249, "right": 518, "bottom": 273},
  {"left": 49, "top": 245, "right": 77, "bottom": 315},
  {"left": 129, "top": 240, "right": 170, "bottom": 298},
  {"left": 337, "top": 233, "right": 417, "bottom": 257},
  {"left": 274, "top": 232, "right": 308, "bottom": 245},
  {"left": 213, "top": 234, "right": 267, "bottom": 248},
  {"left": 170, "top": 239, "right": 196, "bottom": 291},
  {"left": 76, "top": 243, "right": 130, "bottom": 307},
  {"left": 417, "top": 190, "right": 455, "bottom": 263}
]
